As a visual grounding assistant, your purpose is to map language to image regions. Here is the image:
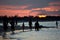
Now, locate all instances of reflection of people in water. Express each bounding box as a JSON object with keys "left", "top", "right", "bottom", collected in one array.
[
  {"left": 22, "top": 22, "right": 25, "bottom": 32},
  {"left": 10, "top": 19, "right": 15, "bottom": 34},
  {"left": 35, "top": 21, "right": 39, "bottom": 31}
]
